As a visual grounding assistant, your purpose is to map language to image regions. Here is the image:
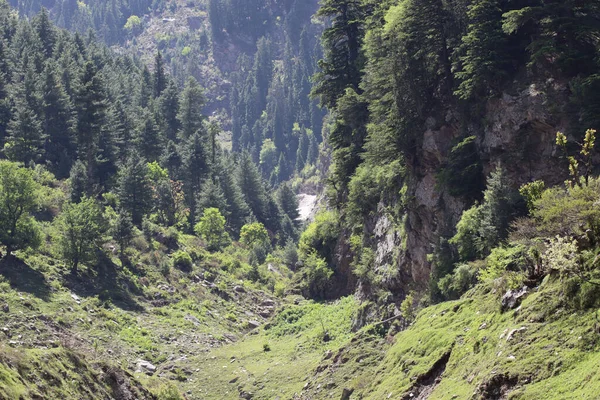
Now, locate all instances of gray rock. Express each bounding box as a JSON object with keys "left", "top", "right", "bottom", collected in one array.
[
  {"left": 501, "top": 287, "right": 529, "bottom": 311},
  {"left": 247, "top": 320, "right": 260, "bottom": 329},
  {"left": 137, "top": 360, "right": 157, "bottom": 375},
  {"left": 341, "top": 388, "right": 354, "bottom": 400},
  {"left": 506, "top": 327, "right": 527, "bottom": 342}
]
